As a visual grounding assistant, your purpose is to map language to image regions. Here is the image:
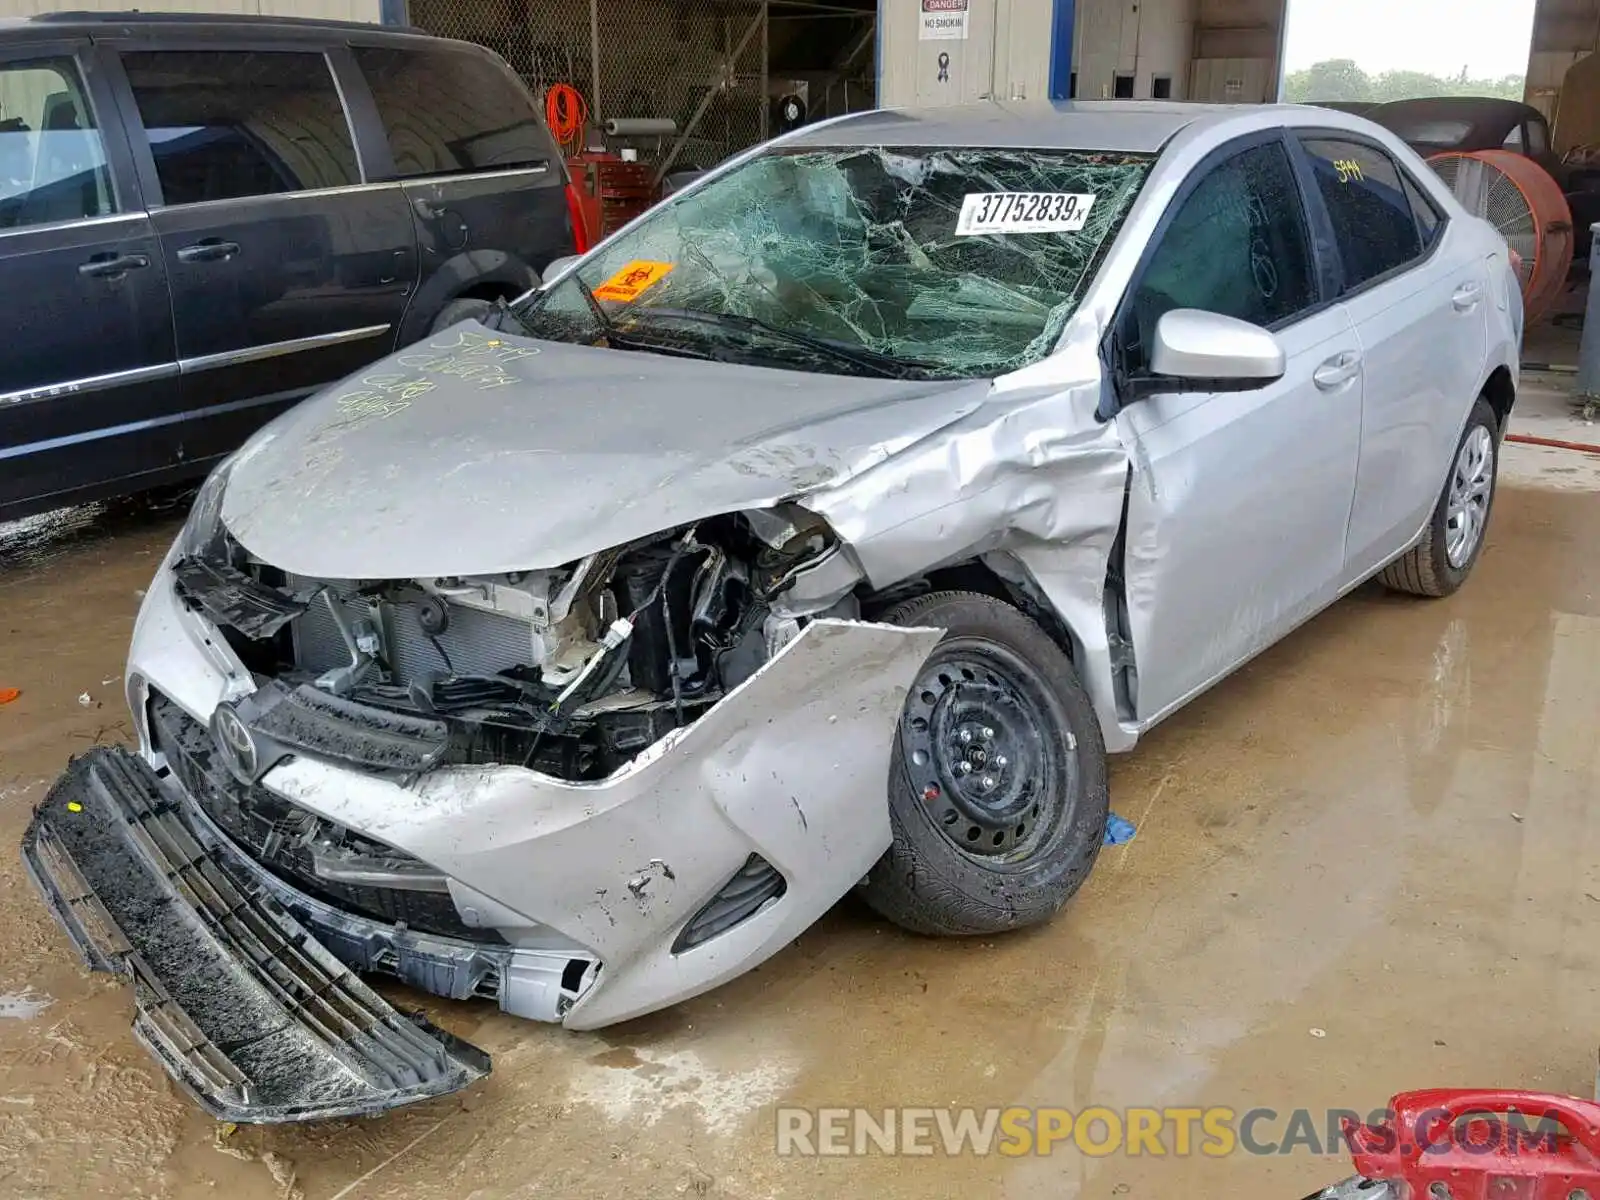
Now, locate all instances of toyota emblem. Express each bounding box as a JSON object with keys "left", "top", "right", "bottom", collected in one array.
[{"left": 210, "top": 703, "right": 258, "bottom": 784}]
